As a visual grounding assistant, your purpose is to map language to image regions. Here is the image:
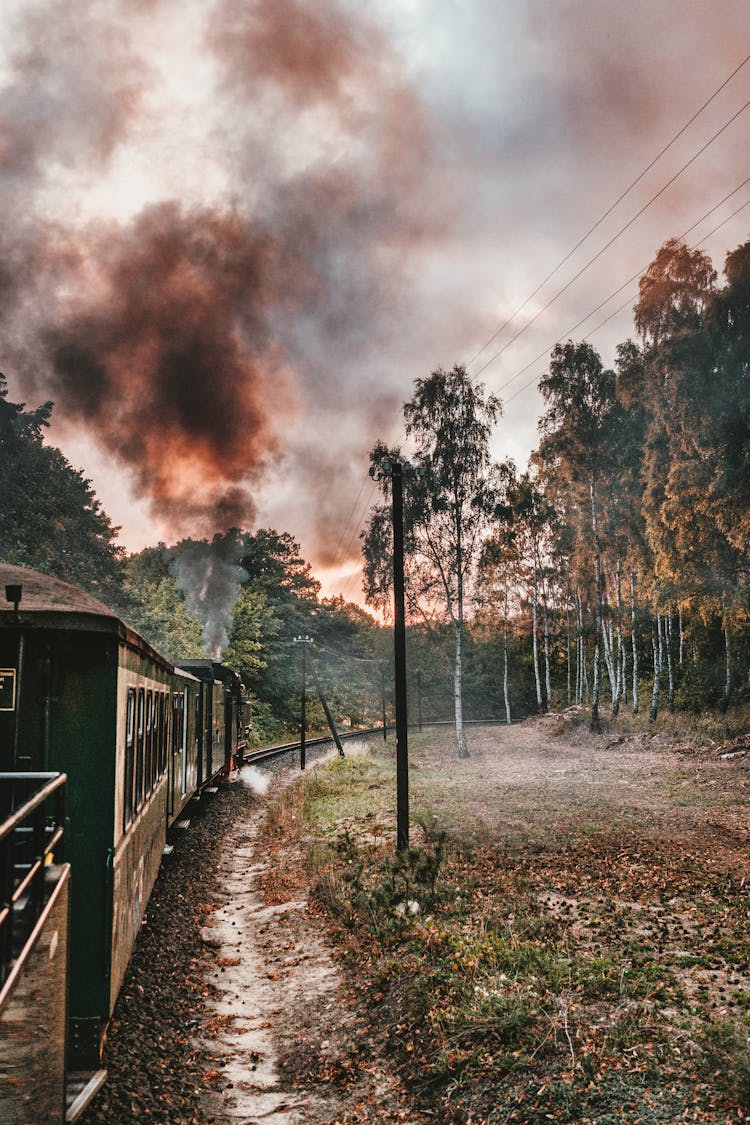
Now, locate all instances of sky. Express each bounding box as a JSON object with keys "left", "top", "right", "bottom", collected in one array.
[{"left": 2, "top": 0, "right": 749, "bottom": 604}]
